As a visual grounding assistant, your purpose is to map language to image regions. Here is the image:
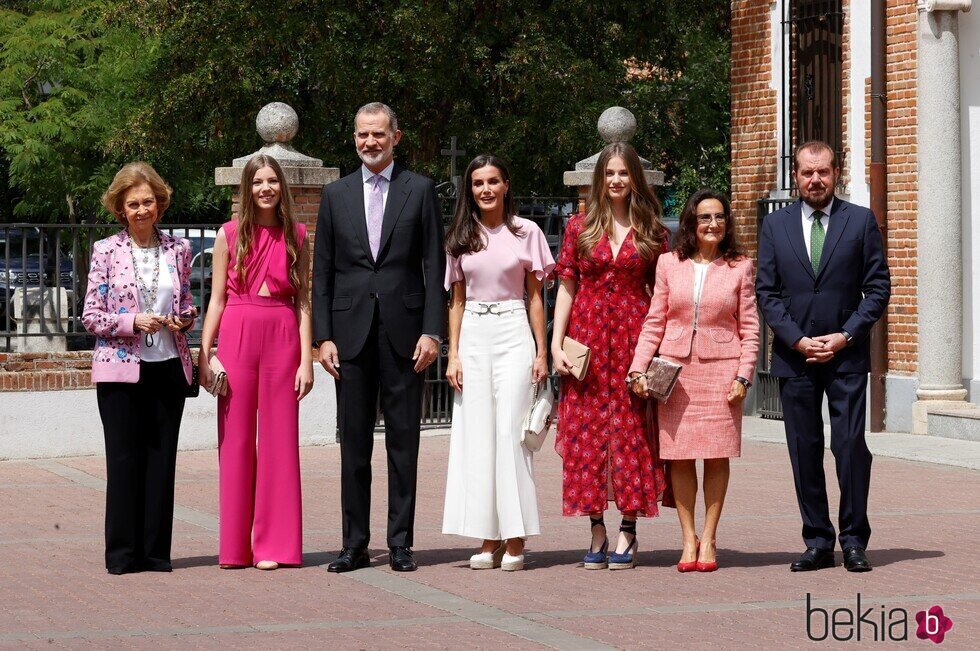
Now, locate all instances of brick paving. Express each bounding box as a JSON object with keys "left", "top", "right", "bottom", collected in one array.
[{"left": 1, "top": 423, "right": 978, "bottom": 649}]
